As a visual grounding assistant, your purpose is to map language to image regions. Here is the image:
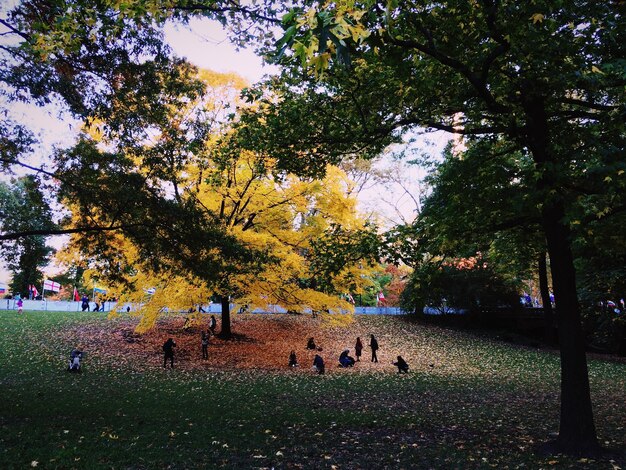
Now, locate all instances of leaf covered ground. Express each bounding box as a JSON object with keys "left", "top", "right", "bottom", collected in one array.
[{"left": 0, "top": 310, "right": 624, "bottom": 469}]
